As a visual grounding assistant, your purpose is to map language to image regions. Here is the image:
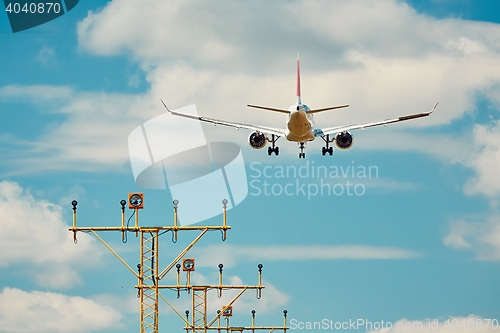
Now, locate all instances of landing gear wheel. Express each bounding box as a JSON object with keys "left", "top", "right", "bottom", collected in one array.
[
  {"left": 268, "top": 146, "right": 279, "bottom": 156},
  {"left": 266, "top": 134, "right": 280, "bottom": 156},
  {"left": 321, "top": 134, "right": 334, "bottom": 156}
]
